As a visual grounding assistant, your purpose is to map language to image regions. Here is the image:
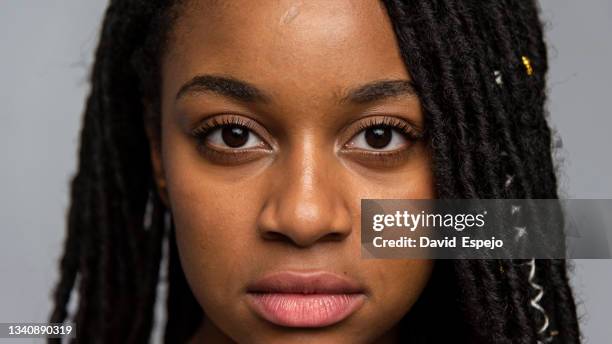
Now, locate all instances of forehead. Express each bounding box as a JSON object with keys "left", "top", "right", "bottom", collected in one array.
[{"left": 163, "top": 0, "right": 409, "bottom": 100}]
